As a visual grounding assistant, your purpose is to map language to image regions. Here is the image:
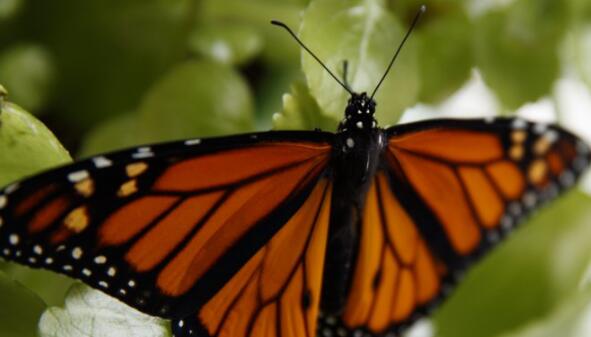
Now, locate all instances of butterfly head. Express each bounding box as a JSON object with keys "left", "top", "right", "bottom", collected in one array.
[{"left": 339, "top": 92, "right": 377, "bottom": 132}]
